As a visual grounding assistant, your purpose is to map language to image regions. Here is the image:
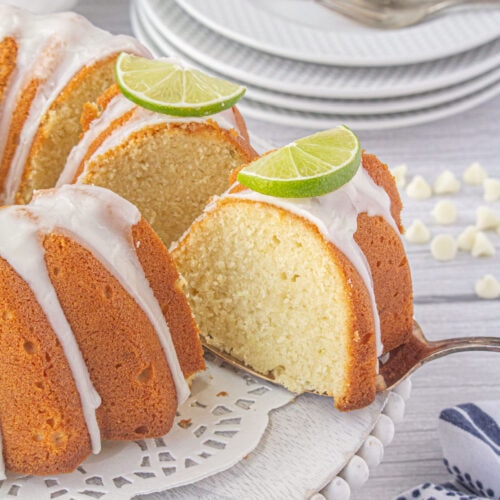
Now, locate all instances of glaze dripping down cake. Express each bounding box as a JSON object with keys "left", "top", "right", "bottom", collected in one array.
[
  {"left": 0, "top": 184, "right": 204, "bottom": 477},
  {"left": 172, "top": 153, "right": 413, "bottom": 411},
  {"left": 0, "top": 5, "right": 149, "bottom": 205}
]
